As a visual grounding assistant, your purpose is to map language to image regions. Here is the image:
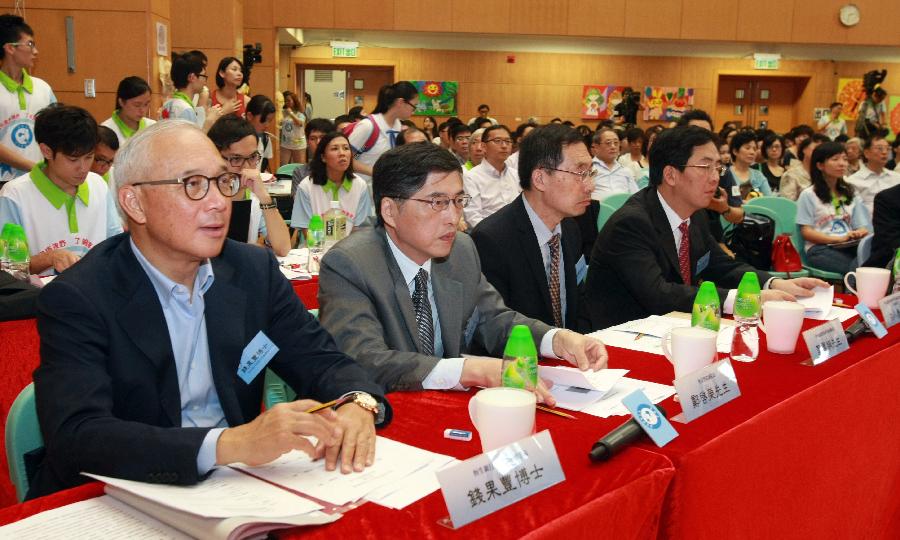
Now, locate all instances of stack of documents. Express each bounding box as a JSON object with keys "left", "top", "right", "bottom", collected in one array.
[
  {"left": 589, "top": 314, "right": 735, "bottom": 355},
  {"left": 276, "top": 248, "right": 313, "bottom": 280},
  {"left": 796, "top": 286, "right": 857, "bottom": 321},
  {"left": 539, "top": 366, "right": 675, "bottom": 418}
]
